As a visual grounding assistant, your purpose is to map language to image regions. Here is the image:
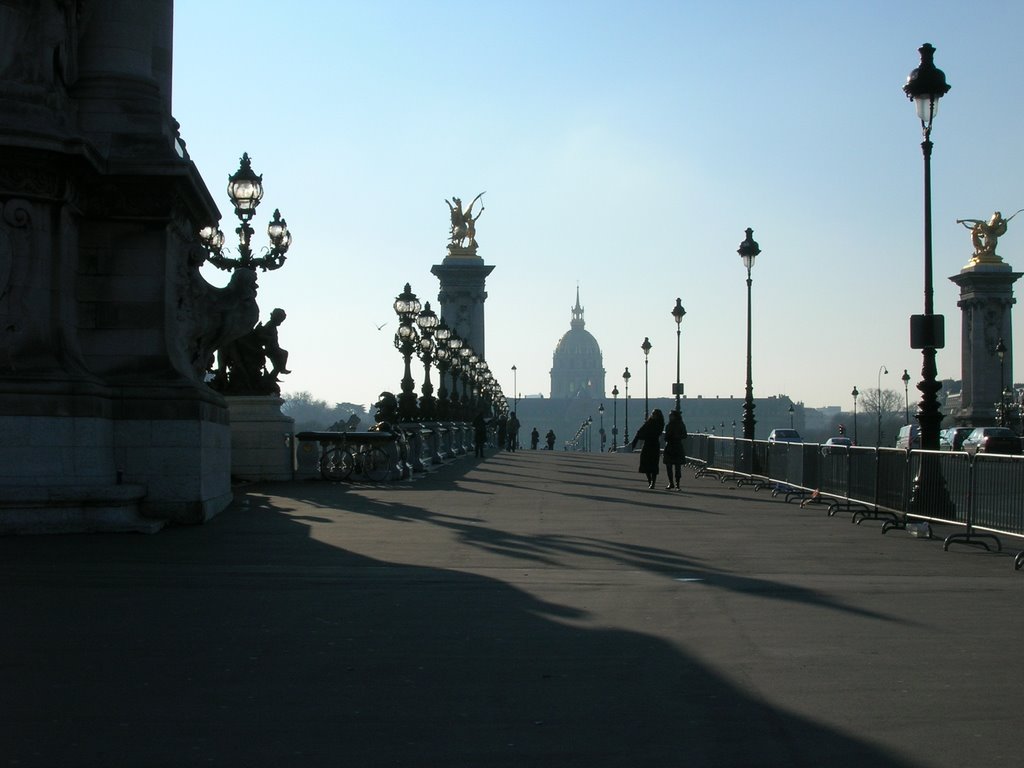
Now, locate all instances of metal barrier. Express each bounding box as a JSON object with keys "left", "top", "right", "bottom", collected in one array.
[{"left": 688, "top": 434, "right": 1024, "bottom": 569}]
